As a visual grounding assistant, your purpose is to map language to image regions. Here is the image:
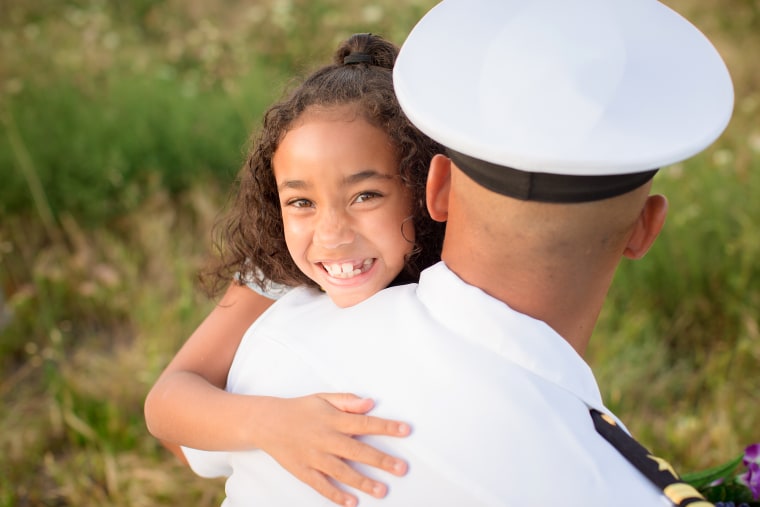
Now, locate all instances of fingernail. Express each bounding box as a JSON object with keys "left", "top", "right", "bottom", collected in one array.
[
  {"left": 344, "top": 497, "right": 357, "bottom": 507},
  {"left": 372, "top": 483, "right": 384, "bottom": 497},
  {"left": 398, "top": 423, "right": 410, "bottom": 435}
]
